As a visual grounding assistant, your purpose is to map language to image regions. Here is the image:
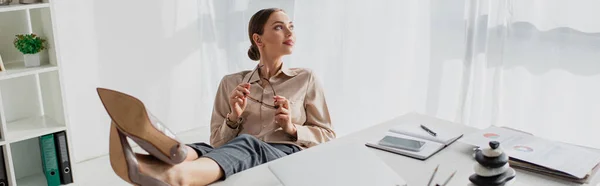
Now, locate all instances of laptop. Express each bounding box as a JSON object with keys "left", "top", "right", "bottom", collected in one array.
[{"left": 267, "top": 142, "right": 407, "bottom": 186}]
